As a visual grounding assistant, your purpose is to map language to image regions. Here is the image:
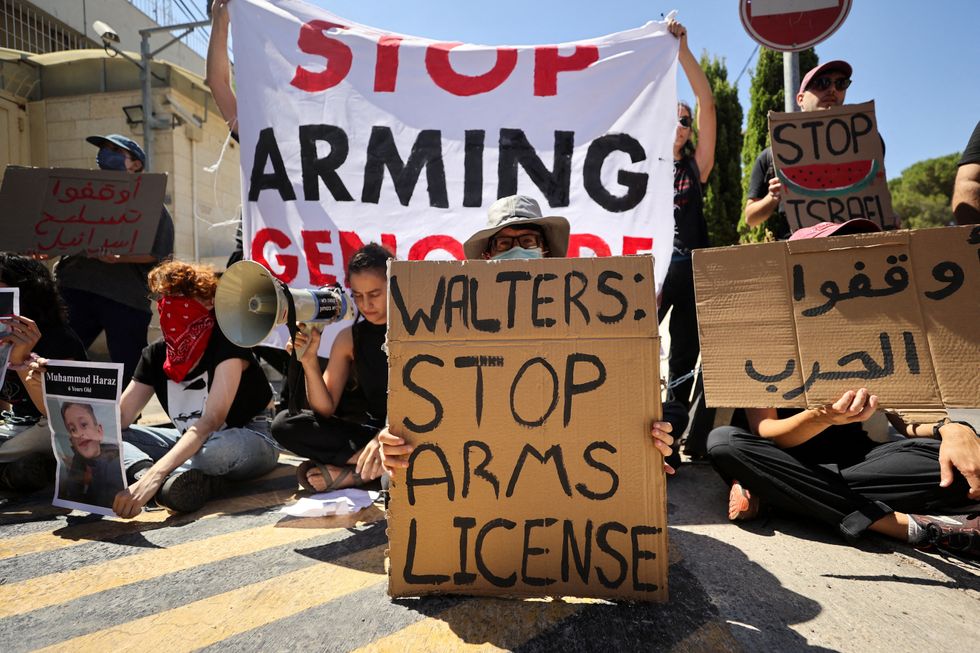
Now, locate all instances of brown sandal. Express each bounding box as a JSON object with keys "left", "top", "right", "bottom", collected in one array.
[{"left": 296, "top": 460, "right": 364, "bottom": 492}]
